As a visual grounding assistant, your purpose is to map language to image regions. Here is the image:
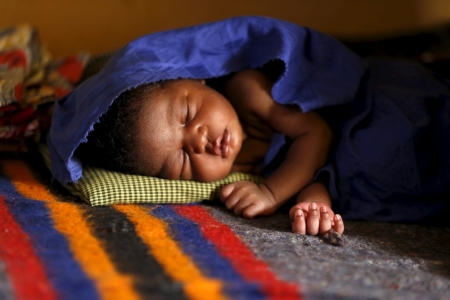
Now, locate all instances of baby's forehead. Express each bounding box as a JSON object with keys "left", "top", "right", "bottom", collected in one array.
[
  {"left": 143, "top": 79, "right": 180, "bottom": 99},
  {"left": 142, "top": 78, "right": 194, "bottom": 107}
]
